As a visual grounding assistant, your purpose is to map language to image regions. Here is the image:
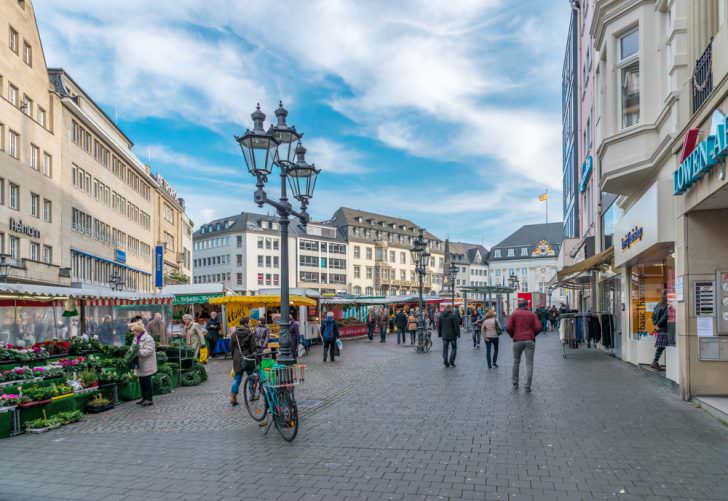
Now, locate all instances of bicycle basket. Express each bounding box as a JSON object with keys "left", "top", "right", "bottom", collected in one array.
[{"left": 264, "top": 364, "right": 305, "bottom": 388}]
